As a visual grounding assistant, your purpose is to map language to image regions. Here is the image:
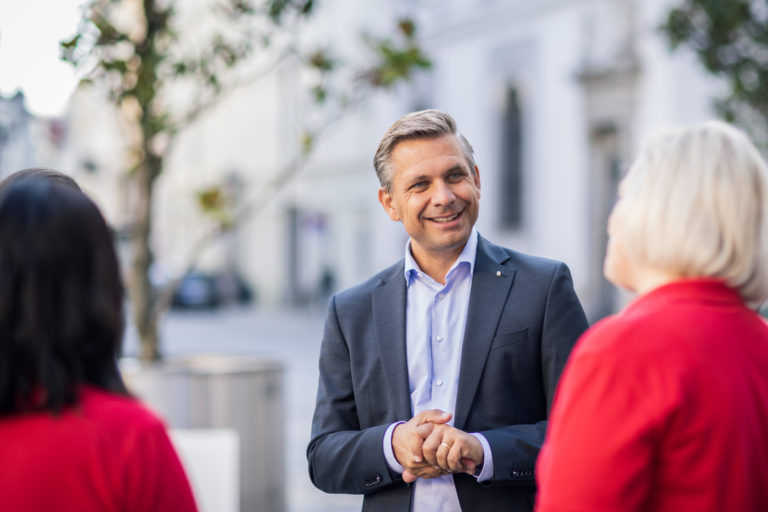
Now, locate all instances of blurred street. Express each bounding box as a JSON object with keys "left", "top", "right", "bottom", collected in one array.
[{"left": 122, "top": 305, "right": 362, "bottom": 512}]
